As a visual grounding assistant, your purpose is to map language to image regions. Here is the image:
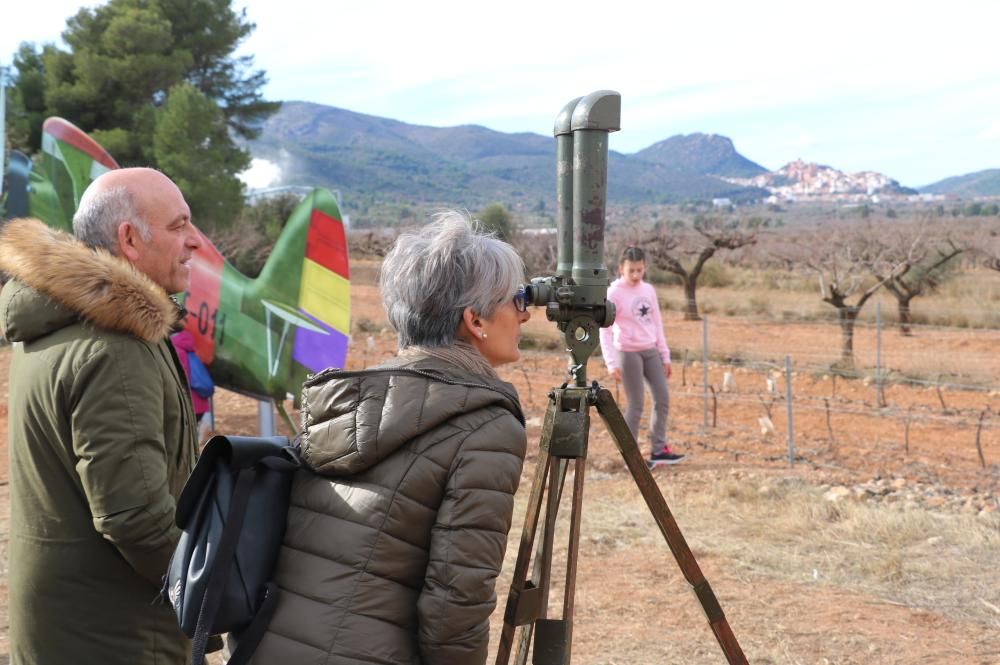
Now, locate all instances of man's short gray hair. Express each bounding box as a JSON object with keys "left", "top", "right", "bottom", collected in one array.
[
  {"left": 380, "top": 210, "right": 525, "bottom": 348},
  {"left": 72, "top": 185, "right": 151, "bottom": 252}
]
